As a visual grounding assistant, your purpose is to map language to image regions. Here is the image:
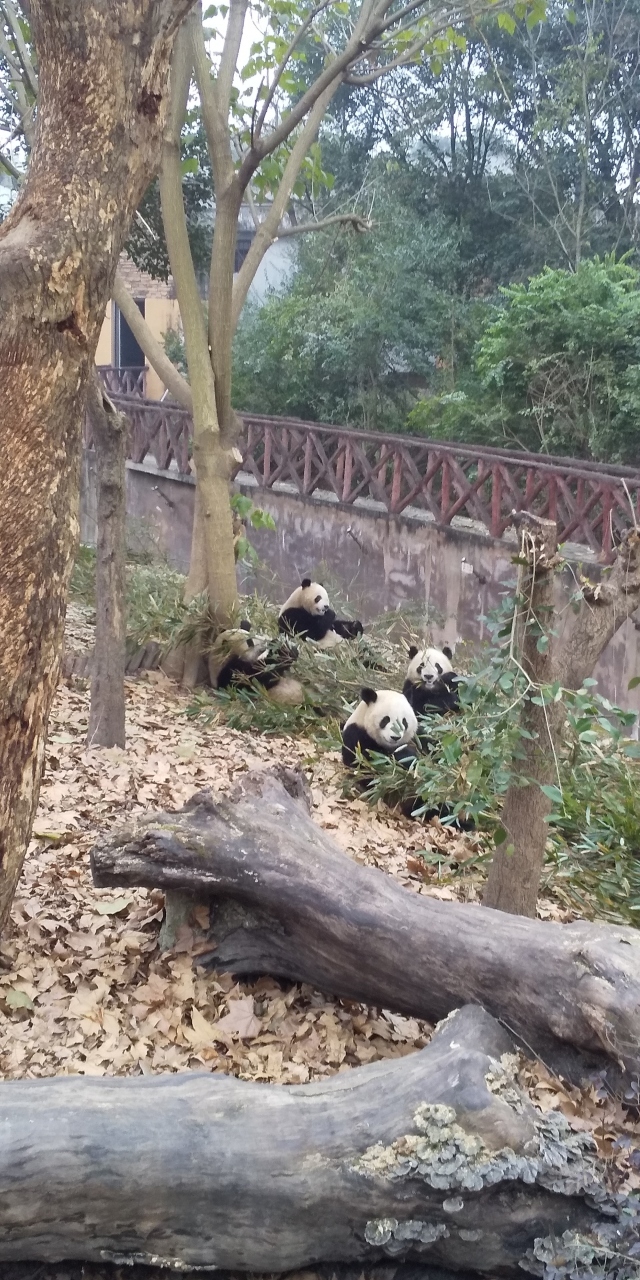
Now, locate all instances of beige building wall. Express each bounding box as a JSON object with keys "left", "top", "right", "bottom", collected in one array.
[
  {"left": 144, "top": 298, "right": 181, "bottom": 398},
  {"left": 95, "top": 256, "right": 181, "bottom": 400},
  {"left": 95, "top": 301, "right": 113, "bottom": 366}
]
